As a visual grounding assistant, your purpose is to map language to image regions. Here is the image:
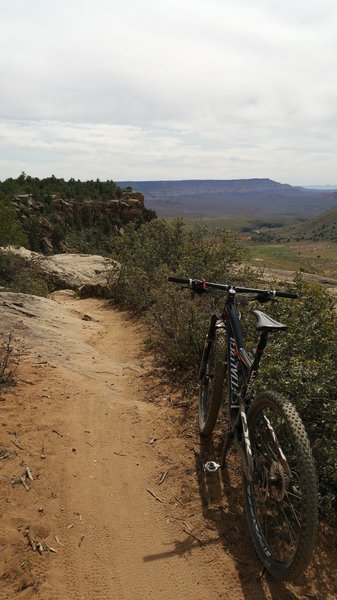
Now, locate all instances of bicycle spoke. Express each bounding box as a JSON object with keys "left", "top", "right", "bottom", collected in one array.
[{"left": 245, "top": 398, "right": 314, "bottom": 568}]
